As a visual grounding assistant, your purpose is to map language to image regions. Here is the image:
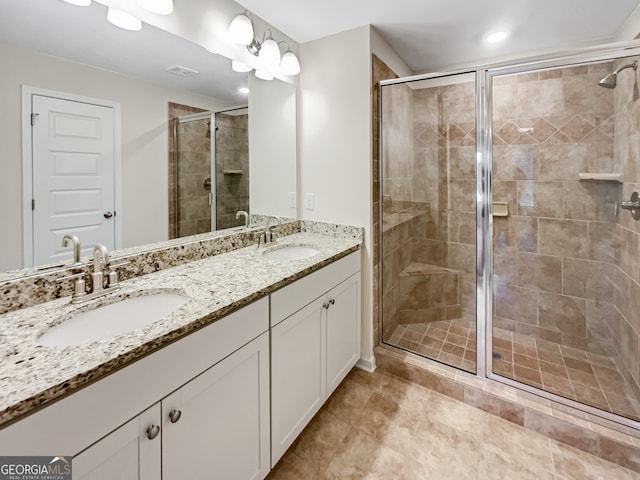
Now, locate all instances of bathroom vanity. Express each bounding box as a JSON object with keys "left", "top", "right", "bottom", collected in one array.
[{"left": 0, "top": 227, "right": 362, "bottom": 480}]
